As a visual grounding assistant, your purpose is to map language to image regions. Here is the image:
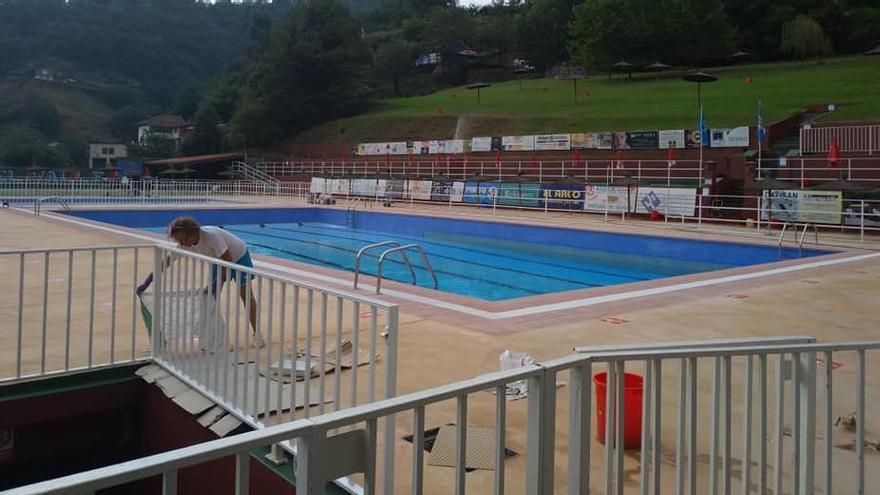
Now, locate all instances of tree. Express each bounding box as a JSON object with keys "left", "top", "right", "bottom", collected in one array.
[
  {"left": 232, "top": 0, "right": 372, "bottom": 145},
  {"left": 373, "top": 39, "right": 412, "bottom": 96},
  {"left": 184, "top": 104, "right": 223, "bottom": 155},
  {"left": 17, "top": 96, "right": 62, "bottom": 137},
  {"left": 780, "top": 14, "right": 833, "bottom": 60},
  {"left": 518, "top": 0, "right": 579, "bottom": 72},
  {"left": 128, "top": 130, "right": 177, "bottom": 159},
  {"left": 108, "top": 106, "right": 145, "bottom": 142},
  {"left": 172, "top": 86, "right": 202, "bottom": 121}
]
